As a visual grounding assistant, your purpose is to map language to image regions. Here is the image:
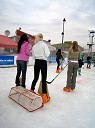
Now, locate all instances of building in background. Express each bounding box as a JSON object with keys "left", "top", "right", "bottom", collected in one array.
[
  {"left": 0, "top": 35, "right": 17, "bottom": 55},
  {"left": 52, "top": 41, "right": 84, "bottom": 58}
]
